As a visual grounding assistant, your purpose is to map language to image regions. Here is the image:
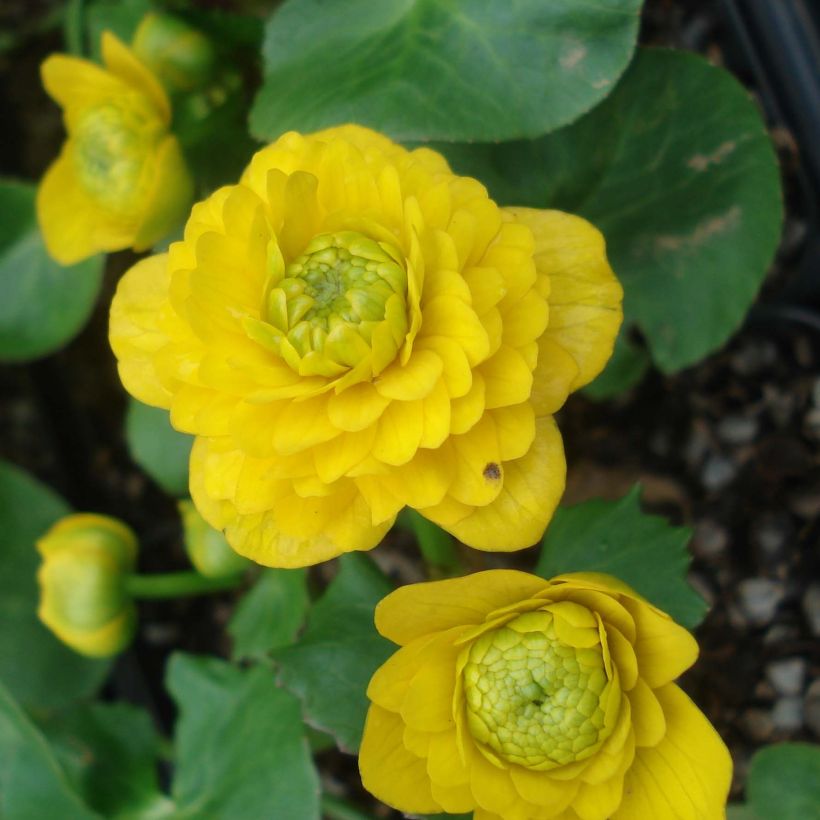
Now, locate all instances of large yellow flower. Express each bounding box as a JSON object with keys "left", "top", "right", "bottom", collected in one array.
[
  {"left": 38, "top": 32, "right": 193, "bottom": 264},
  {"left": 109, "top": 126, "right": 622, "bottom": 567},
  {"left": 359, "top": 570, "right": 731, "bottom": 819}
]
